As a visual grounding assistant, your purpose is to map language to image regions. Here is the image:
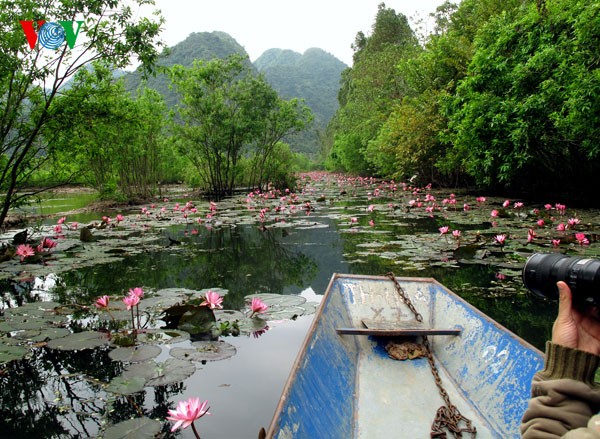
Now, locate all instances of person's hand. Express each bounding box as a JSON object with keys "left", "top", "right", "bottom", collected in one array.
[{"left": 552, "top": 281, "right": 600, "bottom": 355}]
